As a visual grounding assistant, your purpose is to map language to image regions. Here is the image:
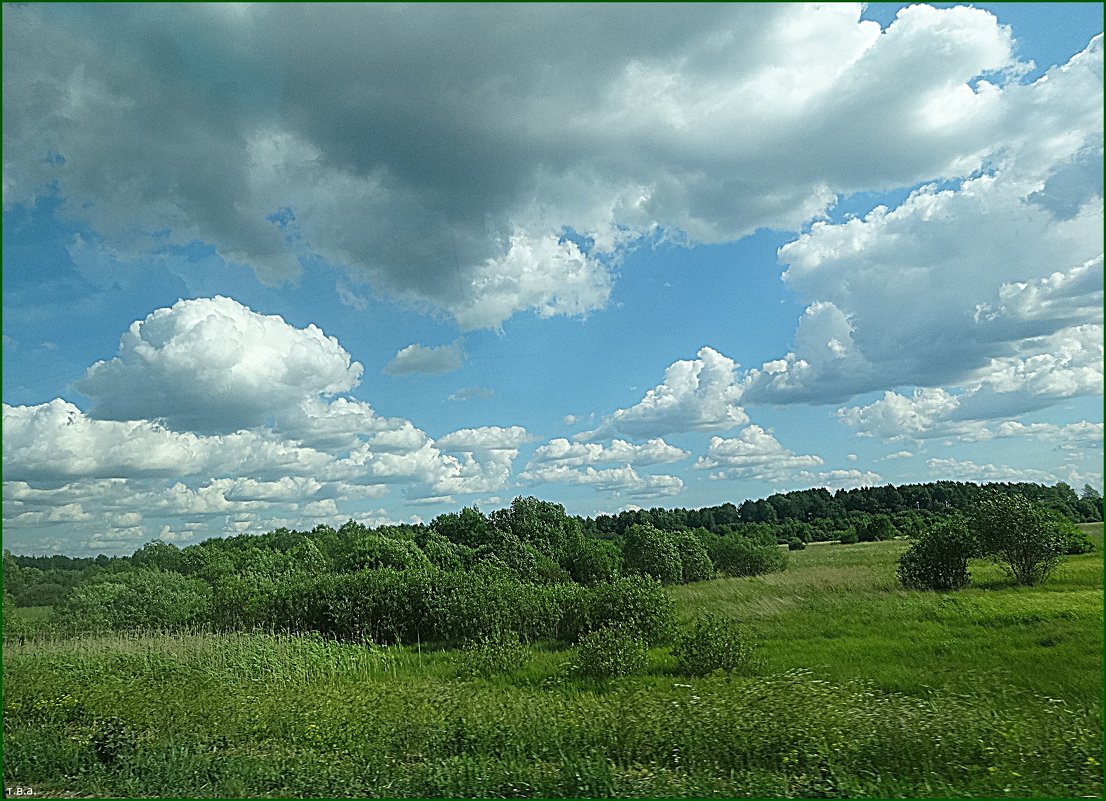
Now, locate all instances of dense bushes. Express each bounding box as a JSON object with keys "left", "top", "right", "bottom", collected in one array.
[
  {"left": 710, "top": 537, "right": 788, "bottom": 577},
  {"left": 58, "top": 569, "right": 212, "bottom": 632}
]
